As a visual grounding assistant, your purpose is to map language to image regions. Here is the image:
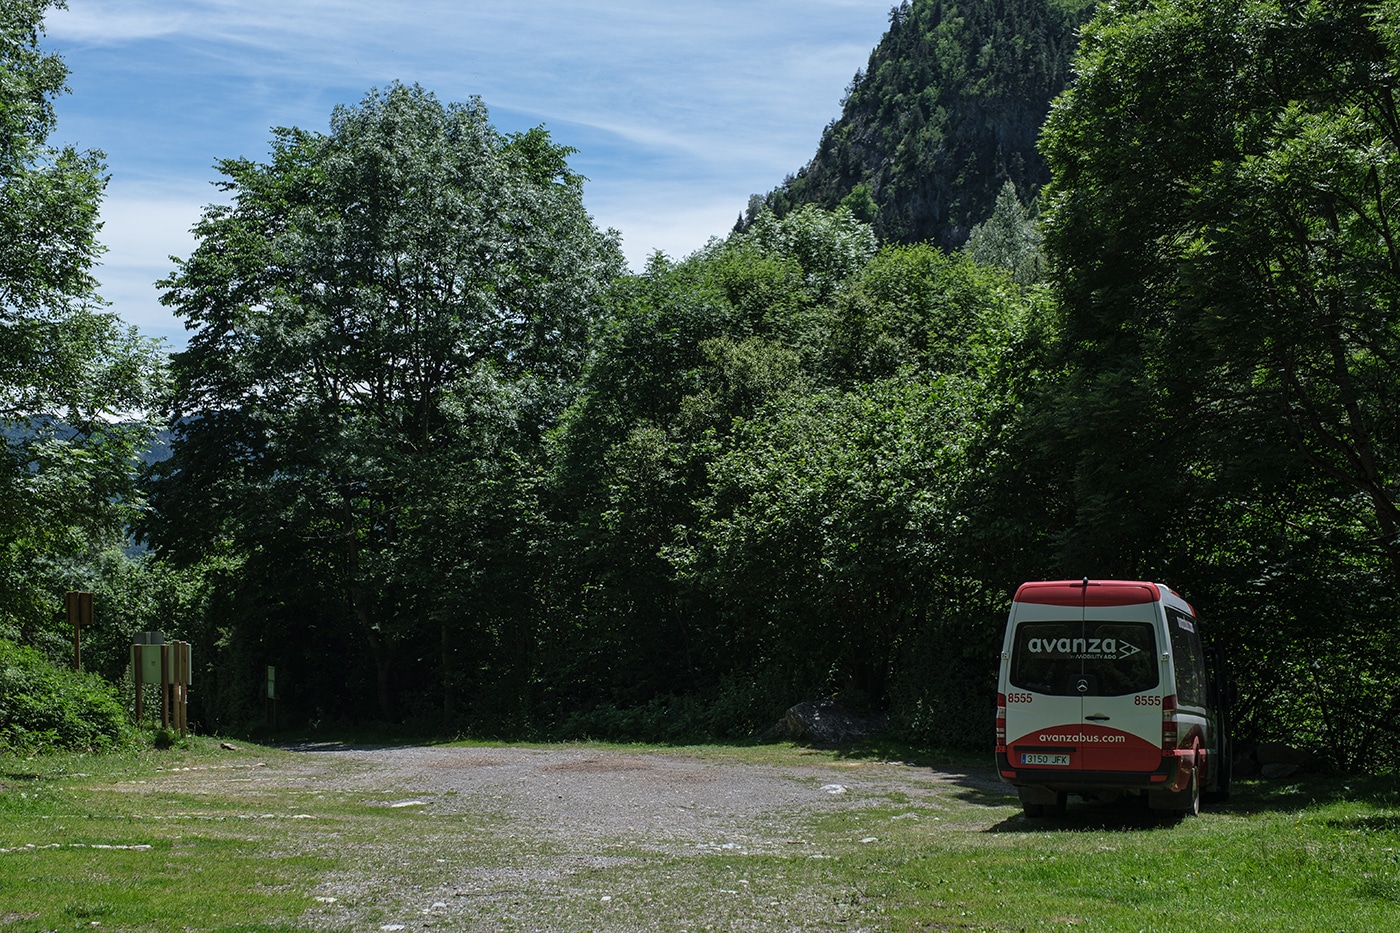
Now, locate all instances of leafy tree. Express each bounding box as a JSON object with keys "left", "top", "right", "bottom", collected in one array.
[
  {"left": 545, "top": 223, "right": 1041, "bottom": 741},
  {"left": 1039, "top": 0, "right": 1400, "bottom": 766},
  {"left": 667, "top": 245, "right": 1037, "bottom": 741},
  {"left": 829, "top": 241, "right": 1025, "bottom": 382},
  {"left": 540, "top": 209, "right": 882, "bottom": 720},
  {"left": 0, "top": 0, "right": 165, "bottom": 650},
  {"left": 667, "top": 375, "right": 977, "bottom": 713},
  {"left": 963, "top": 180, "right": 1044, "bottom": 285},
  {"left": 730, "top": 205, "right": 877, "bottom": 303},
  {"left": 150, "top": 83, "right": 624, "bottom": 722}
]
